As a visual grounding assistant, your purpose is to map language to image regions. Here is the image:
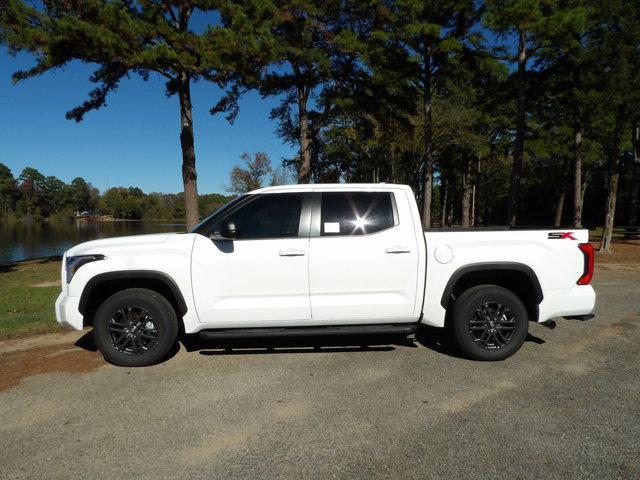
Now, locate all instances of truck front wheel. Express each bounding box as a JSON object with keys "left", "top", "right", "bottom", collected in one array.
[
  {"left": 92, "top": 288, "right": 179, "bottom": 367},
  {"left": 451, "top": 285, "right": 528, "bottom": 361}
]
